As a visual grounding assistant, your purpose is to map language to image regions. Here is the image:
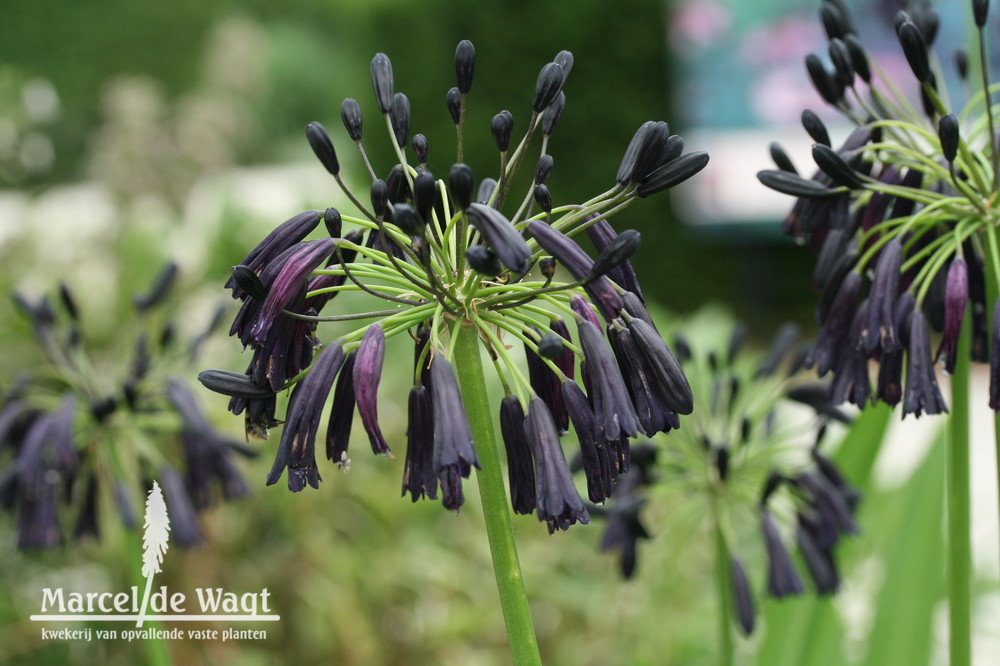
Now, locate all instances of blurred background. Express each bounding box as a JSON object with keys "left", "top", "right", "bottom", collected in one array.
[{"left": 1, "top": 0, "right": 997, "bottom": 664}]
